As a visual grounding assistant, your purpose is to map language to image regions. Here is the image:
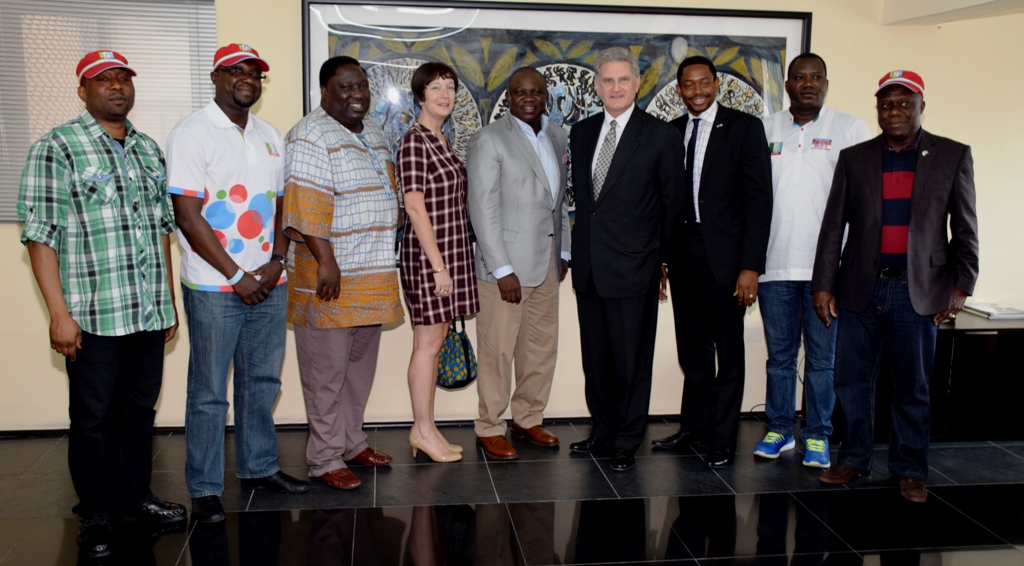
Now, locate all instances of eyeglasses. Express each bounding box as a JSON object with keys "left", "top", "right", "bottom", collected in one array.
[{"left": 219, "top": 66, "right": 266, "bottom": 81}]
